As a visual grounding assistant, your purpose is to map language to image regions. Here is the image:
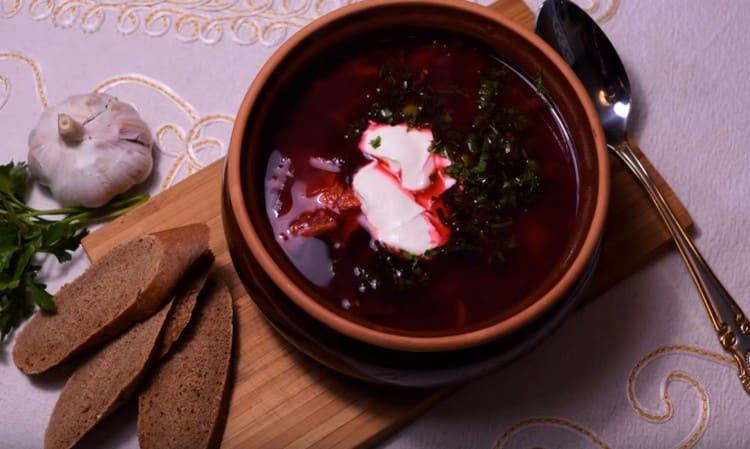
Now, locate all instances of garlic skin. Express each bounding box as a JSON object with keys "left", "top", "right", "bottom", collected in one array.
[{"left": 28, "top": 93, "right": 154, "bottom": 207}]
